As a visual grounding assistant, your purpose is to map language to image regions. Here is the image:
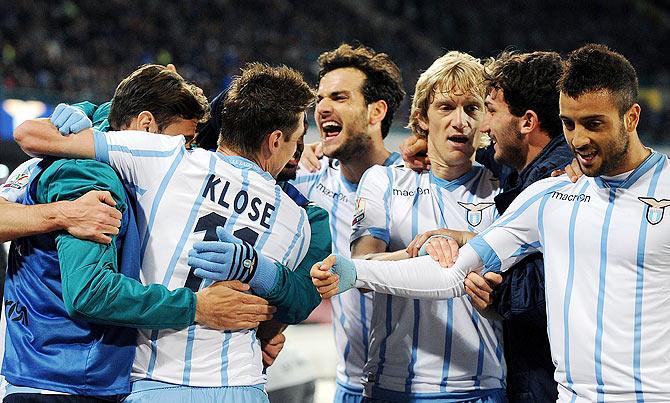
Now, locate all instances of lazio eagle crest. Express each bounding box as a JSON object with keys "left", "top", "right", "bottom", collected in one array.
[
  {"left": 638, "top": 197, "right": 670, "bottom": 225},
  {"left": 458, "top": 202, "right": 495, "bottom": 227}
]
